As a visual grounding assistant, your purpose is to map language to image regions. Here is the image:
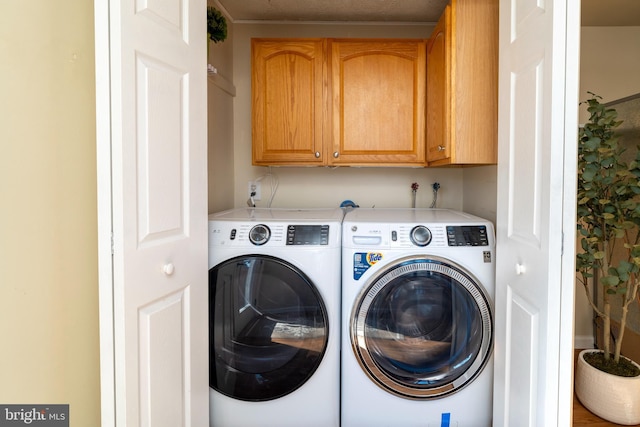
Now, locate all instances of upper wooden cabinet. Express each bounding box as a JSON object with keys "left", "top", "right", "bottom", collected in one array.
[
  {"left": 426, "top": 6, "right": 450, "bottom": 164},
  {"left": 329, "top": 39, "right": 427, "bottom": 166},
  {"left": 251, "top": 38, "right": 427, "bottom": 166},
  {"left": 252, "top": 39, "right": 327, "bottom": 166},
  {"left": 426, "top": 0, "right": 498, "bottom": 166}
]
